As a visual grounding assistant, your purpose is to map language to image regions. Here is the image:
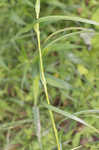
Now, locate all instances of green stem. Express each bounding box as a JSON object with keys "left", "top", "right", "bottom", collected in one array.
[{"left": 35, "top": 4, "right": 60, "bottom": 150}]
